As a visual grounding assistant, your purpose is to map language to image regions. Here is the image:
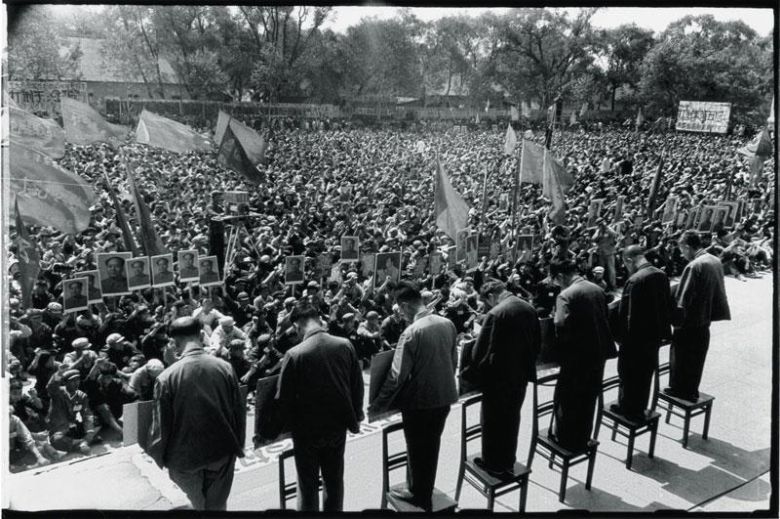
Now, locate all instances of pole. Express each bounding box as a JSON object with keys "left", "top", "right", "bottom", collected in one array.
[{"left": 511, "top": 142, "right": 524, "bottom": 262}]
